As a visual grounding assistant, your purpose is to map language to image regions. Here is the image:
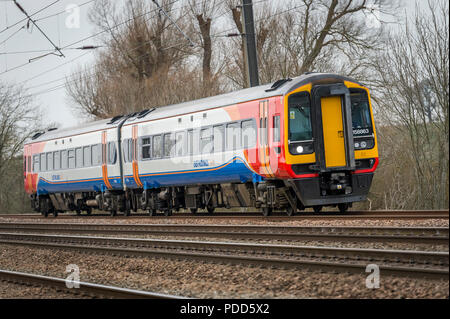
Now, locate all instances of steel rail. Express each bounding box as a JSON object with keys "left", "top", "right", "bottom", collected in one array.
[
  {"left": 0, "top": 210, "right": 448, "bottom": 219},
  {"left": 0, "top": 232, "right": 447, "bottom": 280},
  {"left": 0, "top": 223, "right": 448, "bottom": 245},
  {"left": 0, "top": 269, "right": 184, "bottom": 299}
]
